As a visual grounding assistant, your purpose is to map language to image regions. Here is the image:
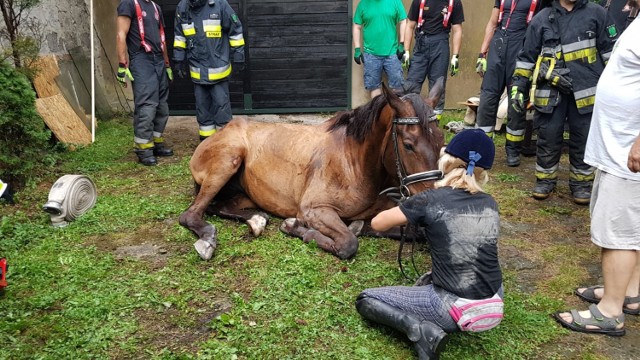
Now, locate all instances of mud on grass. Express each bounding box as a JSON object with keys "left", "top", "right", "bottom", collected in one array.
[{"left": 0, "top": 115, "right": 639, "bottom": 359}]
